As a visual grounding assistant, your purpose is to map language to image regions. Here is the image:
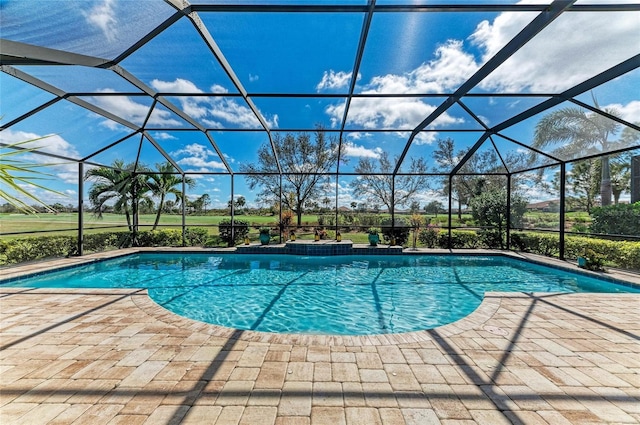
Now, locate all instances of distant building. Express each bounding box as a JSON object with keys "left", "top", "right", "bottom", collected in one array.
[{"left": 526, "top": 200, "right": 560, "bottom": 212}]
